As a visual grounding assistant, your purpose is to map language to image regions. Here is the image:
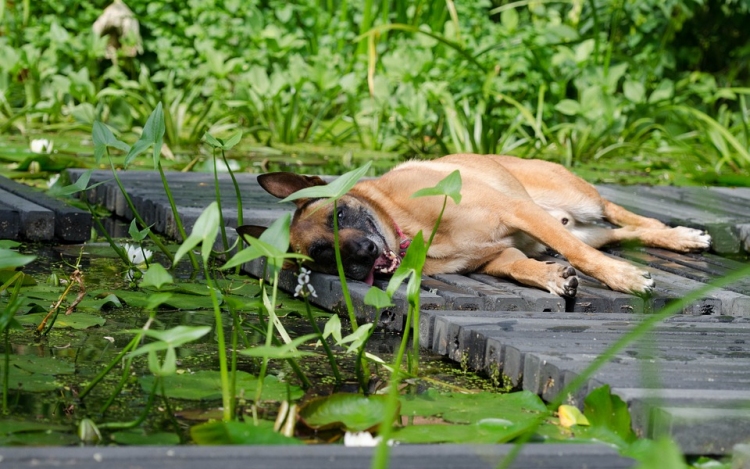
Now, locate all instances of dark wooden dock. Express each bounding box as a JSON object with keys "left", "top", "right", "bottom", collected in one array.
[{"left": 39, "top": 169, "right": 750, "bottom": 456}]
